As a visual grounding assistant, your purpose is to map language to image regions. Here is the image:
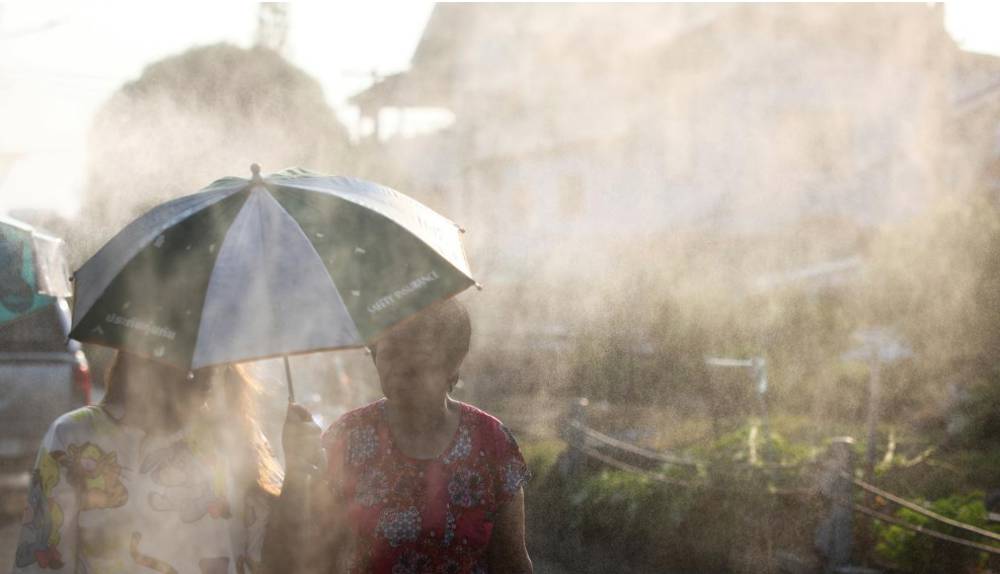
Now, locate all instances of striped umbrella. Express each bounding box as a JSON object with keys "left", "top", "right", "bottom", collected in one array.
[{"left": 69, "top": 166, "right": 476, "bottom": 398}]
